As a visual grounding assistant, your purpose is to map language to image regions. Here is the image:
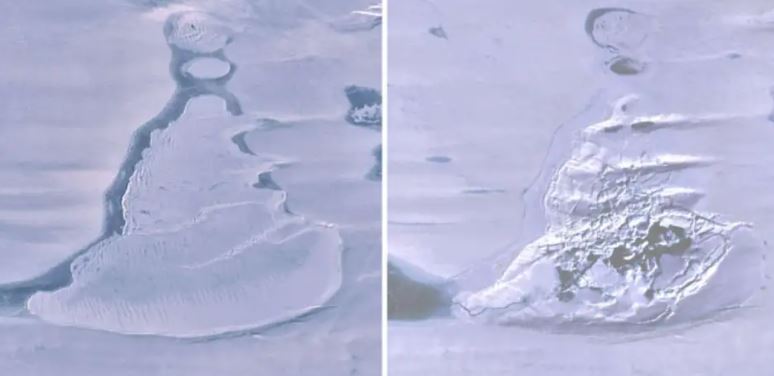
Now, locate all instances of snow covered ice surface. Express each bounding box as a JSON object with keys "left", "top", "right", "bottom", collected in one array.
[
  {"left": 389, "top": 0, "right": 774, "bottom": 375},
  {"left": 1, "top": 0, "right": 381, "bottom": 374}
]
